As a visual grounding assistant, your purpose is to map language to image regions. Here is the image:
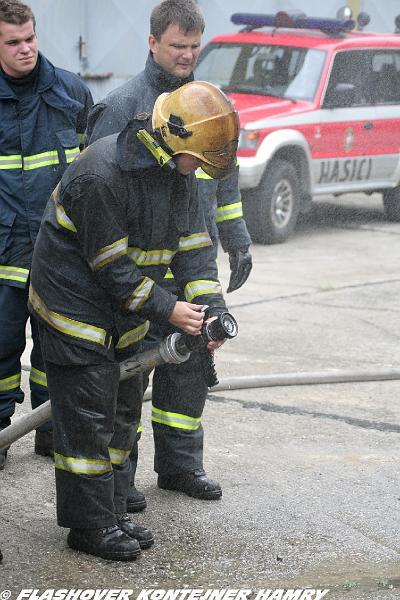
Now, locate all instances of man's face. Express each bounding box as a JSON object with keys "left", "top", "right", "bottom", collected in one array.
[
  {"left": 0, "top": 19, "right": 38, "bottom": 77},
  {"left": 149, "top": 23, "right": 201, "bottom": 79},
  {"left": 174, "top": 153, "right": 201, "bottom": 175}
]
